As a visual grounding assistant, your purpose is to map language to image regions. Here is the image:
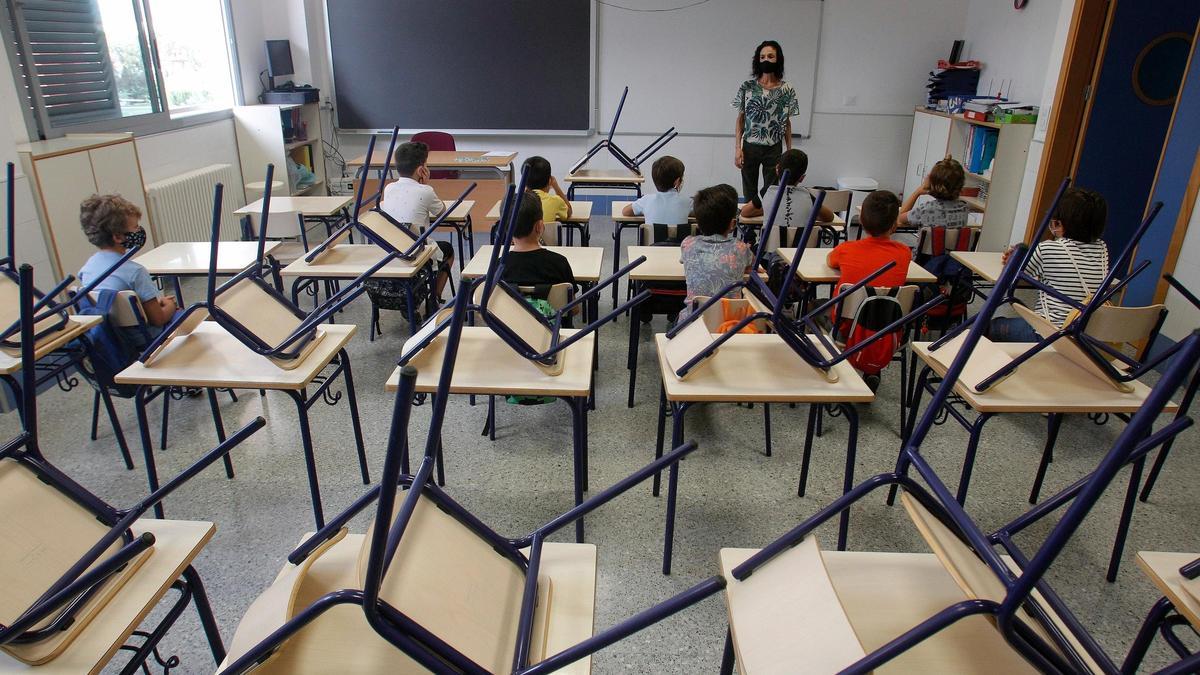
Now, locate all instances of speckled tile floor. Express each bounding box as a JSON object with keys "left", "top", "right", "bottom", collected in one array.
[{"left": 4, "top": 216, "right": 1197, "bottom": 674}]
